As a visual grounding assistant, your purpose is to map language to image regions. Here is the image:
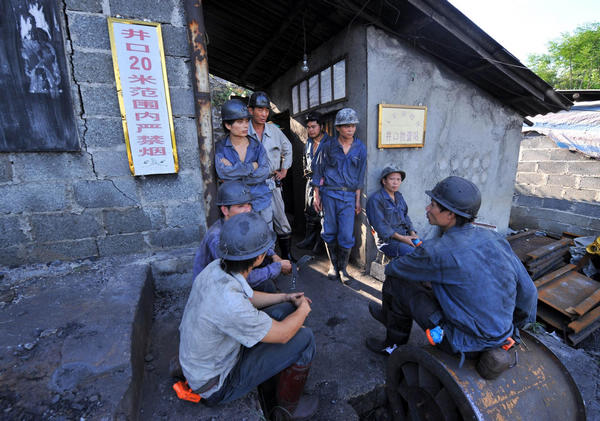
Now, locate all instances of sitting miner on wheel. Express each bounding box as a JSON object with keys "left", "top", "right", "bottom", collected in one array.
[
  {"left": 366, "top": 176, "right": 537, "bottom": 379},
  {"left": 192, "top": 180, "right": 291, "bottom": 293},
  {"left": 179, "top": 212, "right": 318, "bottom": 419}
]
